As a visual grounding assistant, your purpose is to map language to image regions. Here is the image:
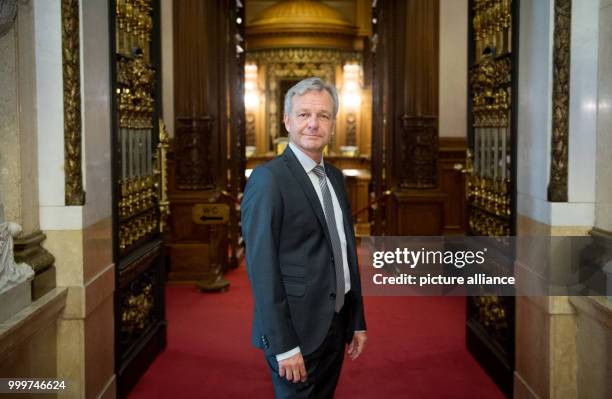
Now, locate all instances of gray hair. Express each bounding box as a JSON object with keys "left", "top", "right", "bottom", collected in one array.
[{"left": 283, "top": 77, "right": 339, "bottom": 118}]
